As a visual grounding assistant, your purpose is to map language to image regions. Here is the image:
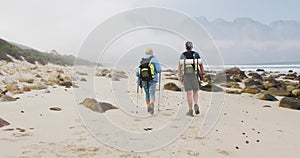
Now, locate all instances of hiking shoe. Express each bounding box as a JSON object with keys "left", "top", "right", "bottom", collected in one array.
[
  {"left": 148, "top": 103, "right": 154, "bottom": 115},
  {"left": 186, "top": 109, "right": 194, "bottom": 117},
  {"left": 194, "top": 104, "right": 200, "bottom": 115}
]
